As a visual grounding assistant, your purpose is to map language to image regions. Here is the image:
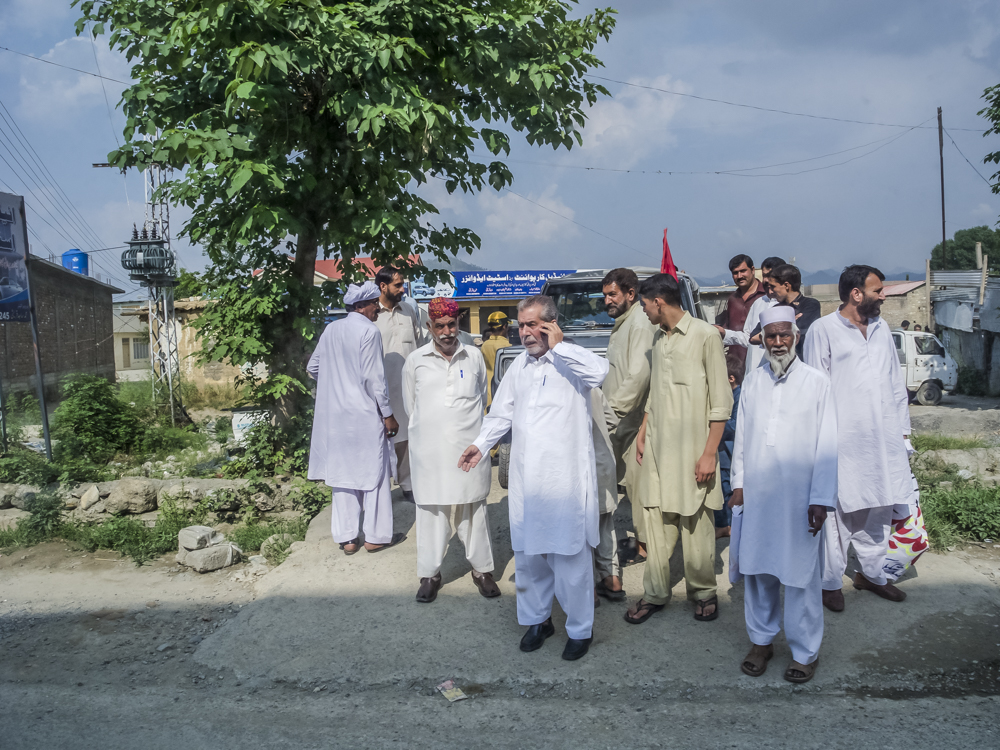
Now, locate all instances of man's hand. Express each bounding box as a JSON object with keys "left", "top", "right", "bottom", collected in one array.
[
  {"left": 458, "top": 445, "right": 483, "bottom": 472},
  {"left": 384, "top": 415, "right": 399, "bottom": 439},
  {"left": 714, "top": 324, "right": 726, "bottom": 337},
  {"left": 728, "top": 488, "right": 744, "bottom": 508},
  {"left": 695, "top": 451, "right": 717, "bottom": 484},
  {"left": 808, "top": 505, "right": 828, "bottom": 536},
  {"left": 635, "top": 418, "right": 647, "bottom": 466},
  {"left": 539, "top": 321, "right": 564, "bottom": 348},
  {"left": 749, "top": 333, "right": 761, "bottom": 345}
]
